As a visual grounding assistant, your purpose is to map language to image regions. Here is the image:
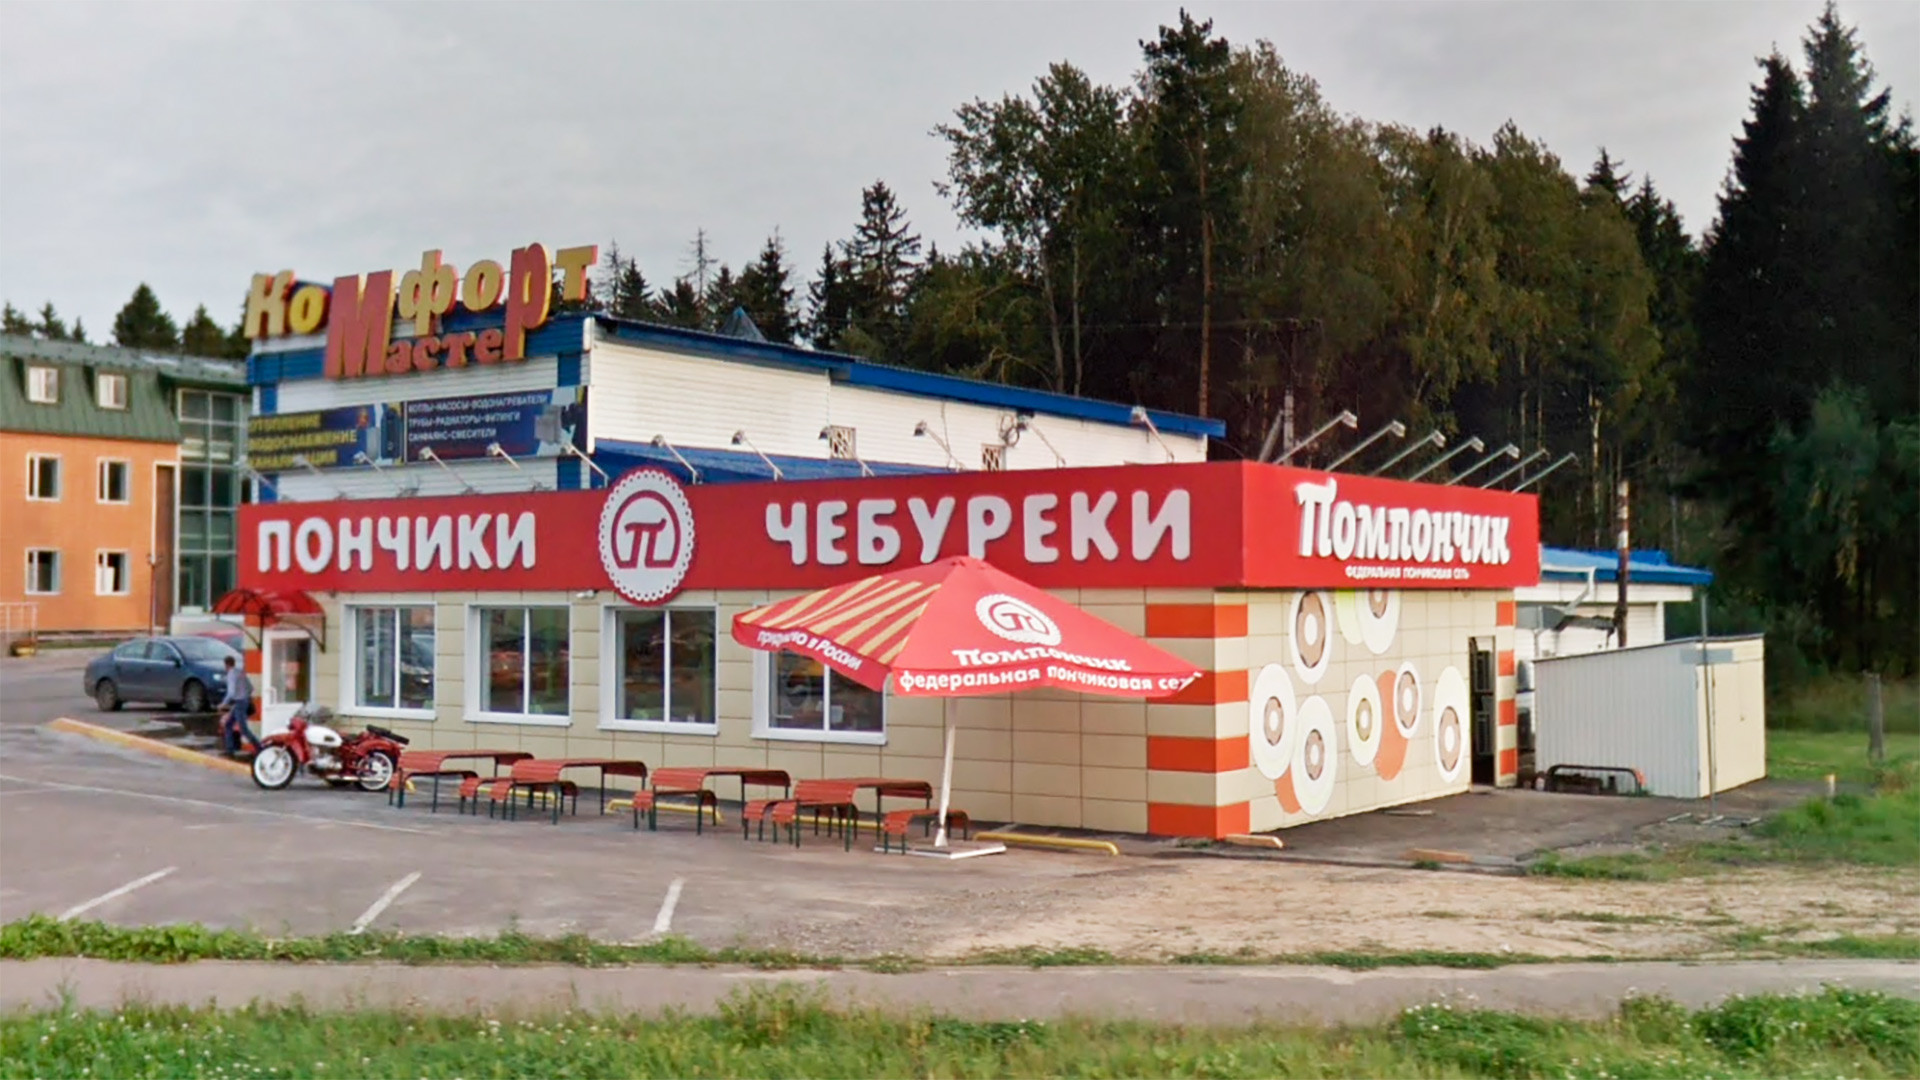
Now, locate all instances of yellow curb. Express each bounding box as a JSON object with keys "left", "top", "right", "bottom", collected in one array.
[
  {"left": 1406, "top": 847, "right": 1474, "bottom": 864},
  {"left": 47, "top": 717, "right": 251, "bottom": 777},
  {"left": 976, "top": 831, "right": 1119, "bottom": 856},
  {"left": 1223, "top": 833, "right": 1286, "bottom": 850},
  {"left": 603, "top": 798, "right": 724, "bottom": 823}
]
